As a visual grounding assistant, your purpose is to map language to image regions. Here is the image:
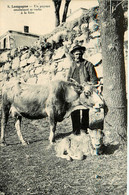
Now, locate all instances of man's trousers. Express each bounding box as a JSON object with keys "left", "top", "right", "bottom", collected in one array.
[{"left": 71, "top": 109, "right": 89, "bottom": 134}]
